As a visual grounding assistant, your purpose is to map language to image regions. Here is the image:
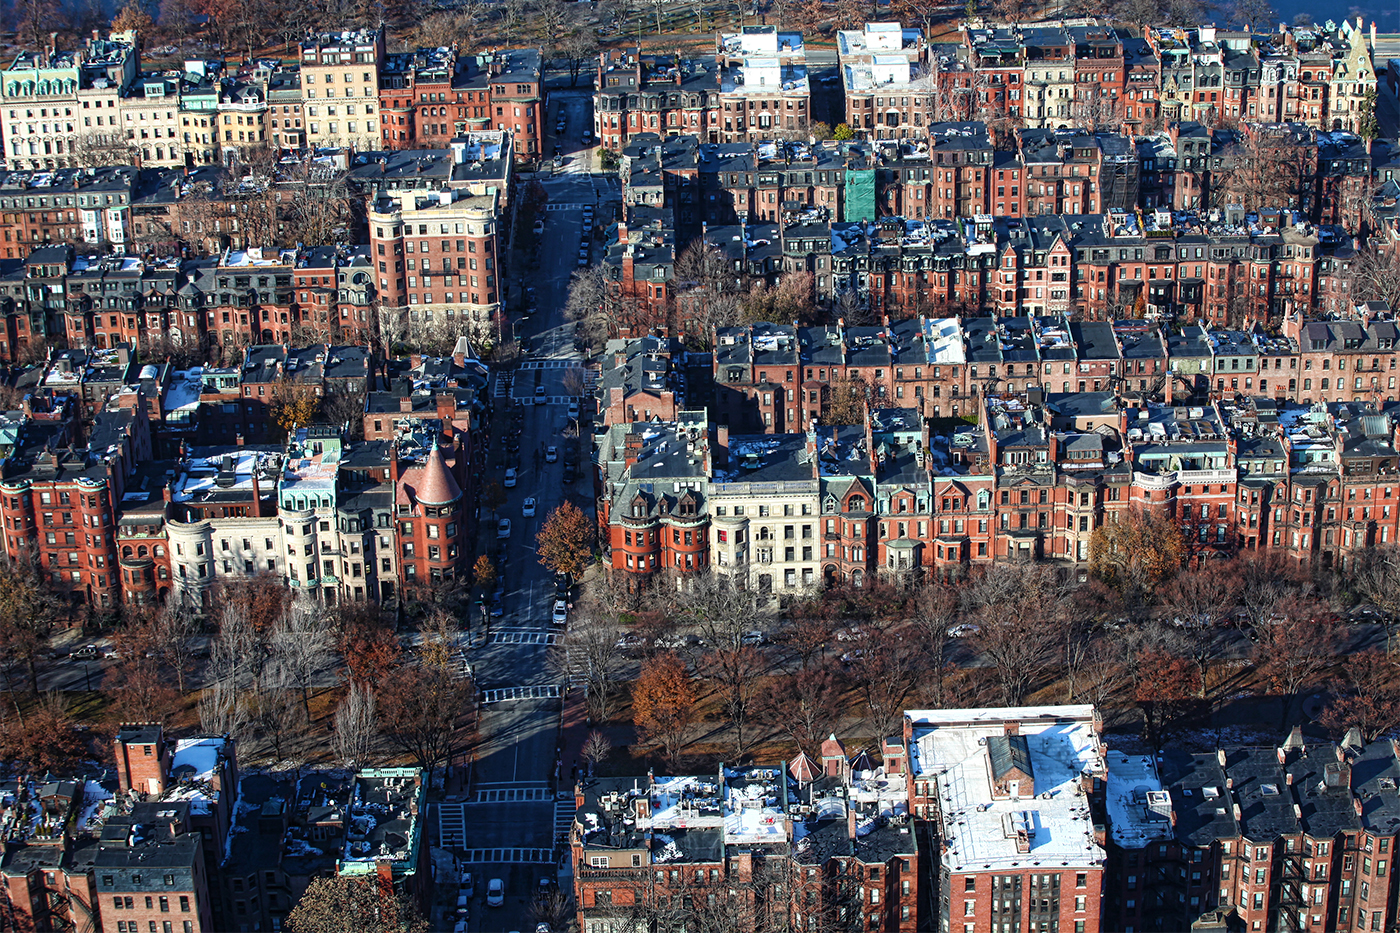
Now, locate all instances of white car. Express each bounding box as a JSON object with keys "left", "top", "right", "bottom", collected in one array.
[
  {"left": 545, "top": 446, "right": 558, "bottom": 463},
  {"left": 504, "top": 467, "right": 517, "bottom": 487},
  {"left": 497, "top": 519, "right": 512, "bottom": 539},
  {"left": 487, "top": 877, "right": 505, "bottom": 907},
  {"left": 567, "top": 400, "right": 580, "bottom": 420},
  {"left": 523, "top": 497, "right": 537, "bottom": 517},
  {"left": 552, "top": 599, "right": 569, "bottom": 625},
  {"left": 532, "top": 219, "right": 545, "bottom": 235}
]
